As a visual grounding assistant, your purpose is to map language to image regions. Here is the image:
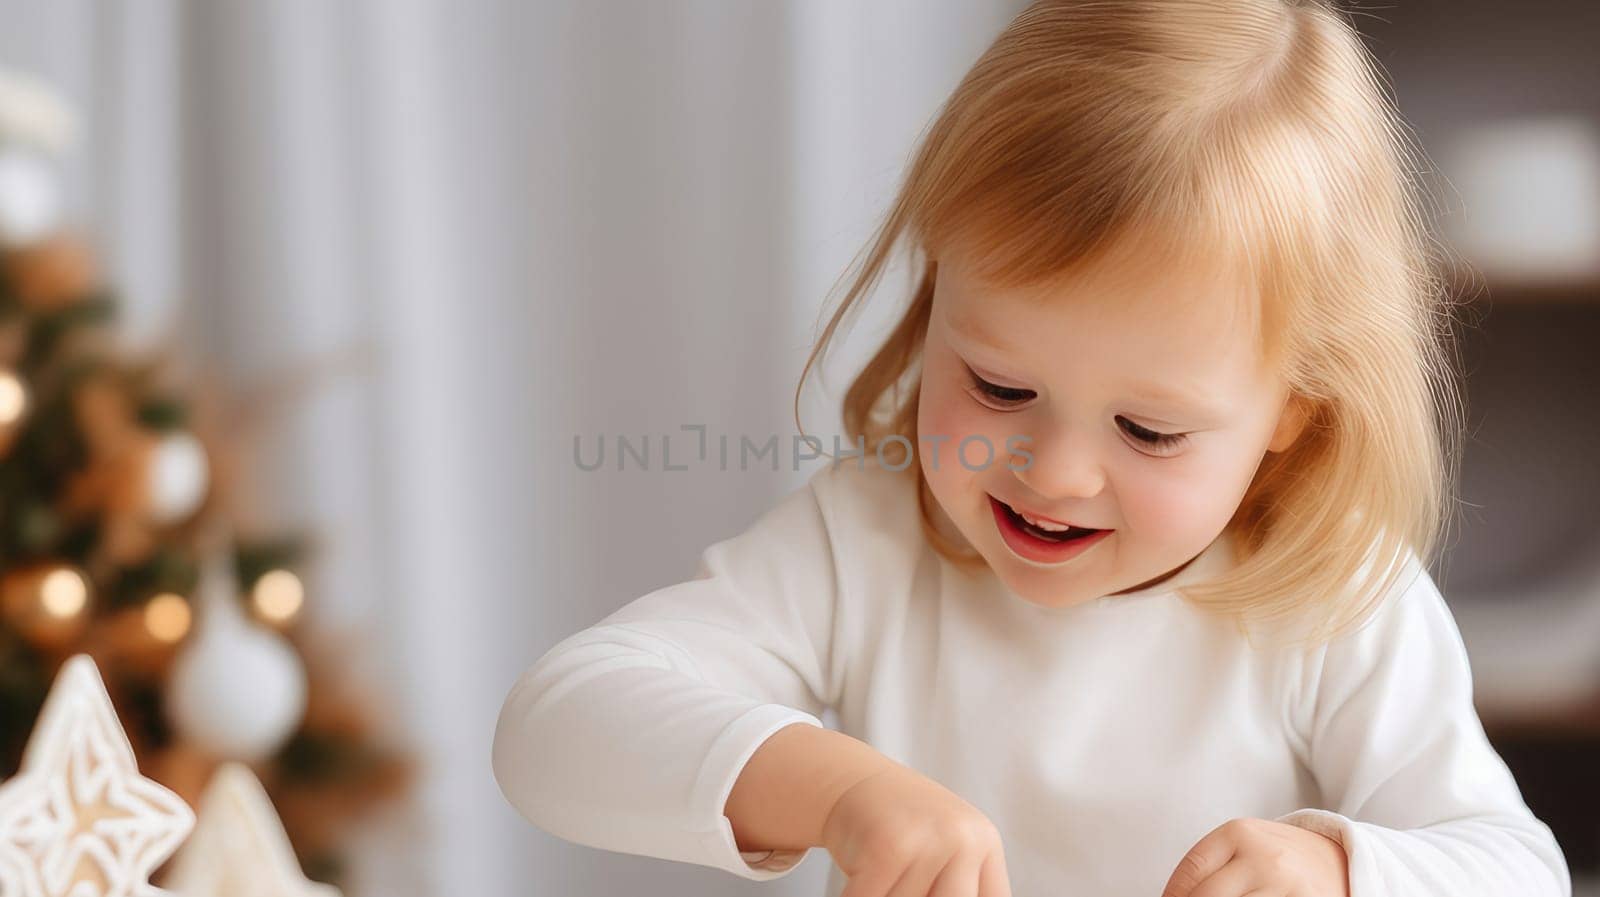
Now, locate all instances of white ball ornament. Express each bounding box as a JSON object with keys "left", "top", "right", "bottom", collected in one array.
[
  {"left": 0, "top": 146, "right": 63, "bottom": 247},
  {"left": 146, "top": 430, "right": 210, "bottom": 524},
  {"left": 0, "top": 68, "right": 75, "bottom": 249},
  {"left": 167, "top": 543, "right": 307, "bottom": 762},
  {"left": 0, "top": 67, "right": 79, "bottom": 153}
]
